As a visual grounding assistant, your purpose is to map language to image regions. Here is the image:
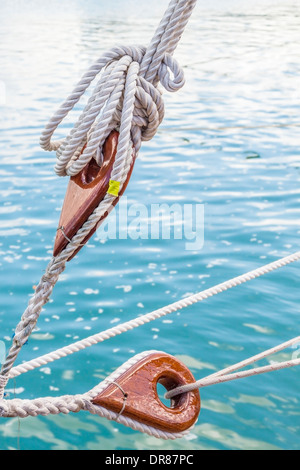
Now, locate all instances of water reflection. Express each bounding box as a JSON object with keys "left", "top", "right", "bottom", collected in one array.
[{"left": 0, "top": 0, "right": 299, "bottom": 451}]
